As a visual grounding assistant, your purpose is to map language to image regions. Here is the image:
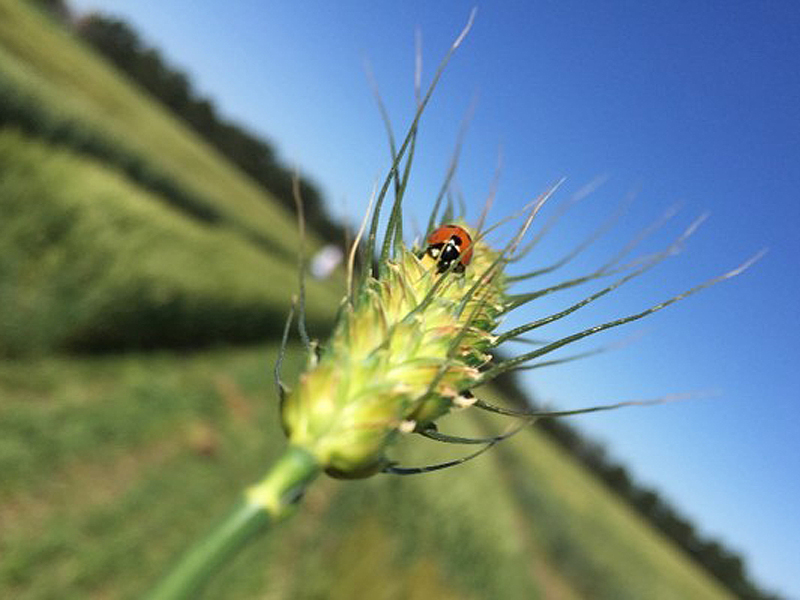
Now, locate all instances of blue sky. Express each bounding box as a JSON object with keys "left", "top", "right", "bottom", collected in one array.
[{"left": 69, "top": 1, "right": 800, "bottom": 596}]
